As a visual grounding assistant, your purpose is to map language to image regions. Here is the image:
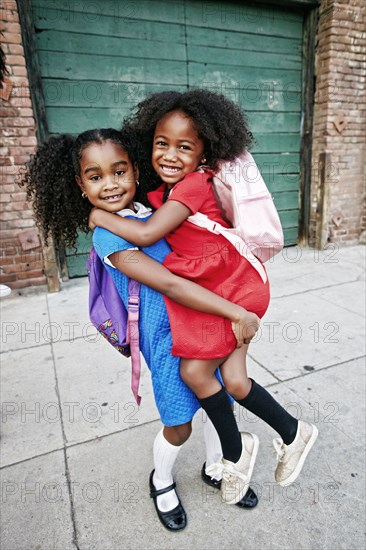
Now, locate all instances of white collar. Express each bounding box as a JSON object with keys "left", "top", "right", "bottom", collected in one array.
[{"left": 116, "top": 201, "right": 152, "bottom": 219}]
